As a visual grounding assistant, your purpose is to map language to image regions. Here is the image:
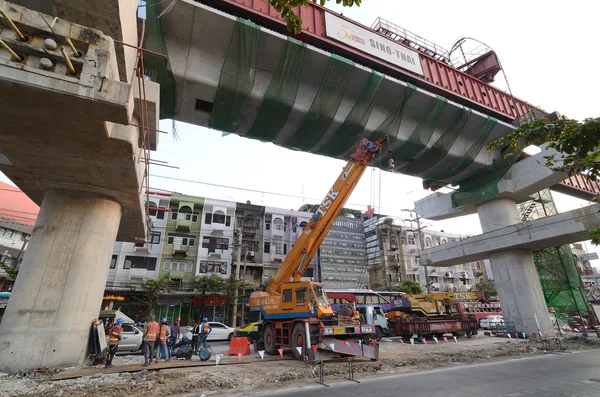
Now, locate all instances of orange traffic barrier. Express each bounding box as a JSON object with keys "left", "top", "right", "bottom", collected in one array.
[{"left": 228, "top": 337, "right": 251, "bottom": 356}]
